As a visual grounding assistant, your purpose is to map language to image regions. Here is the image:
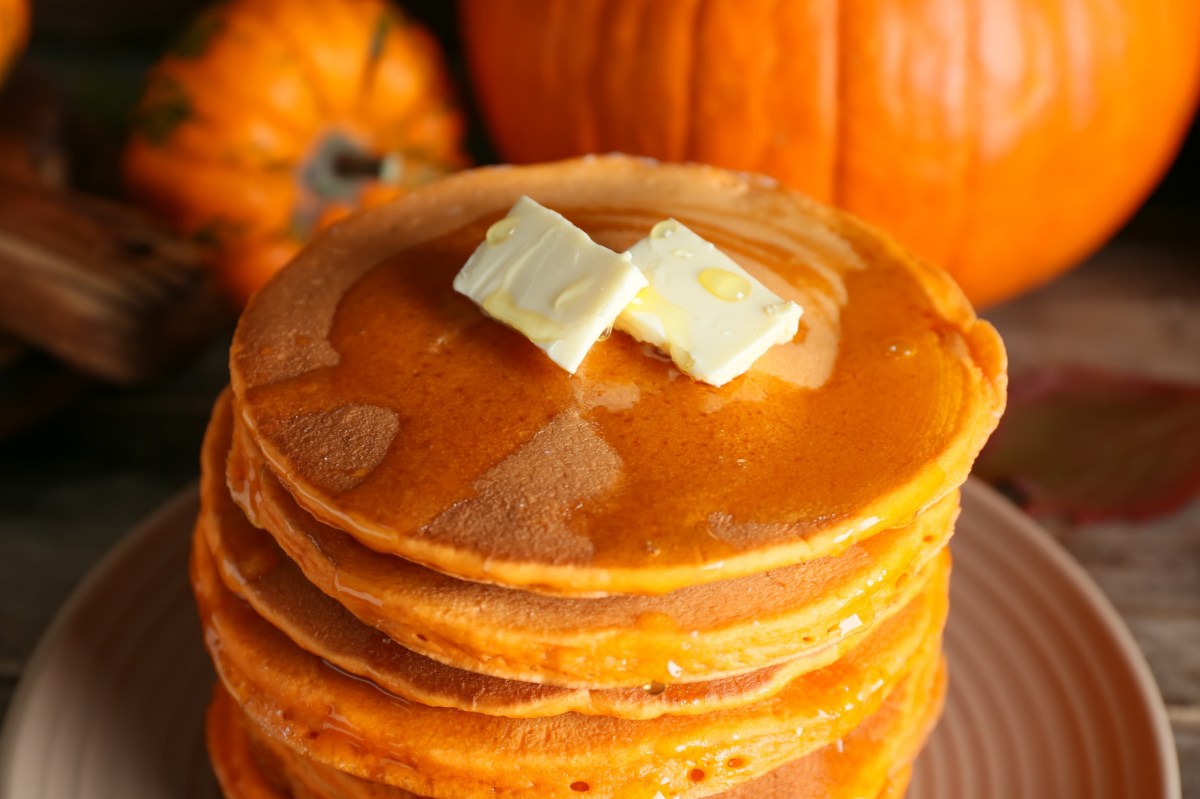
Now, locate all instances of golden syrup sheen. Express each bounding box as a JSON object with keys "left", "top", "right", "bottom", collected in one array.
[
  {"left": 244, "top": 213, "right": 968, "bottom": 567},
  {"left": 230, "top": 158, "right": 1005, "bottom": 594}
]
